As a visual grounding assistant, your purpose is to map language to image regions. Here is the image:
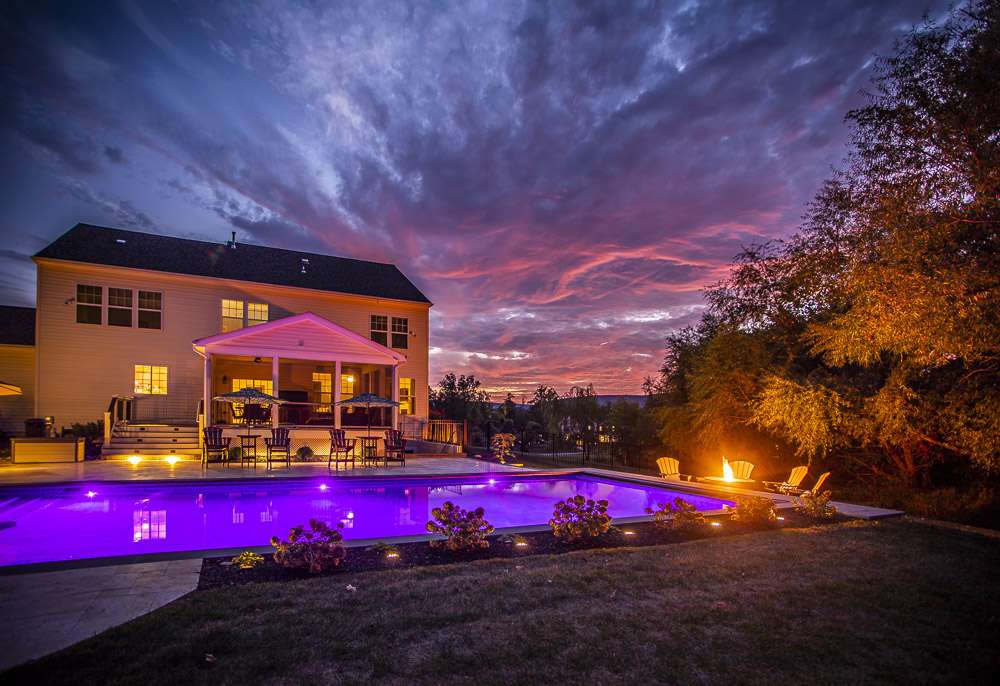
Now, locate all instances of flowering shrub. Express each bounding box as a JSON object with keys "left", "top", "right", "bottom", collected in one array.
[
  {"left": 491, "top": 433, "right": 516, "bottom": 463},
  {"left": 725, "top": 496, "right": 778, "bottom": 524},
  {"left": 646, "top": 497, "right": 706, "bottom": 530},
  {"left": 231, "top": 551, "right": 264, "bottom": 569},
  {"left": 426, "top": 501, "right": 495, "bottom": 551},
  {"left": 795, "top": 490, "right": 837, "bottom": 519},
  {"left": 550, "top": 495, "right": 612, "bottom": 542},
  {"left": 270, "top": 518, "right": 346, "bottom": 573}
]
